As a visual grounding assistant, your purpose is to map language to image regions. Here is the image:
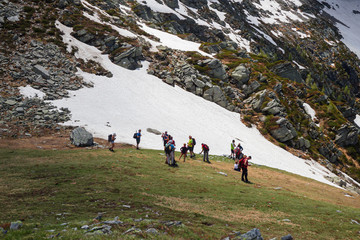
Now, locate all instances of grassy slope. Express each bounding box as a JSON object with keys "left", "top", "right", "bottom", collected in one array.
[{"left": 0, "top": 147, "right": 360, "bottom": 239}]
